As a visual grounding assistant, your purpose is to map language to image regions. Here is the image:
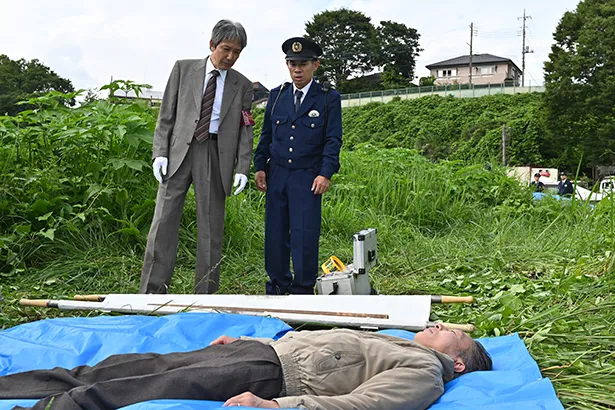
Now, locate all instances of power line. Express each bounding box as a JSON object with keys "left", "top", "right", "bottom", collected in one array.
[
  {"left": 473, "top": 26, "right": 519, "bottom": 39},
  {"left": 479, "top": 30, "right": 519, "bottom": 36},
  {"left": 528, "top": 17, "right": 538, "bottom": 34},
  {"left": 479, "top": 34, "right": 518, "bottom": 39},
  {"left": 525, "top": 67, "right": 540, "bottom": 86},
  {"left": 526, "top": 37, "right": 537, "bottom": 54}
]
